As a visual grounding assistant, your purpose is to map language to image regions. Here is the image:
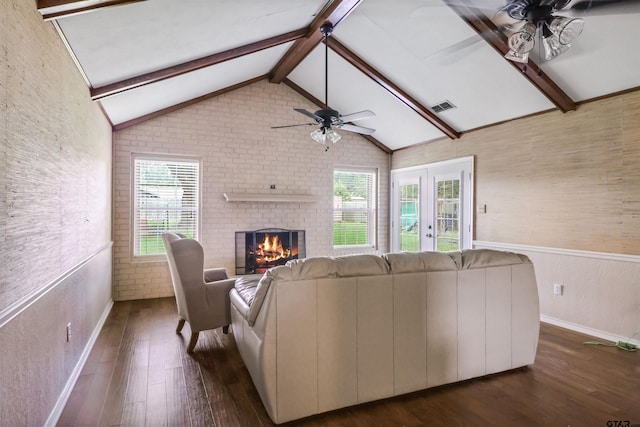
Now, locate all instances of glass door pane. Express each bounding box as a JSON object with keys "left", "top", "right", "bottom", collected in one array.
[
  {"left": 436, "top": 178, "right": 461, "bottom": 252},
  {"left": 391, "top": 157, "right": 472, "bottom": 253},
  {"left": 400, "top": 182, "right": 419, "bottom": 251},
  {"left": 391, "top": 169, "right": 426, "bottom": 252}
]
